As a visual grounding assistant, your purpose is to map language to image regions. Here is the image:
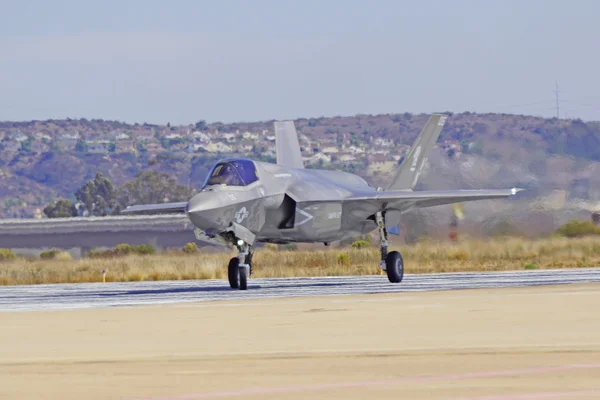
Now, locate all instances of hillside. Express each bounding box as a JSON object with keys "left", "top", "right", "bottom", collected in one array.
[{"left": 1, "top": 112, "right": 600, "bottom": 232}]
